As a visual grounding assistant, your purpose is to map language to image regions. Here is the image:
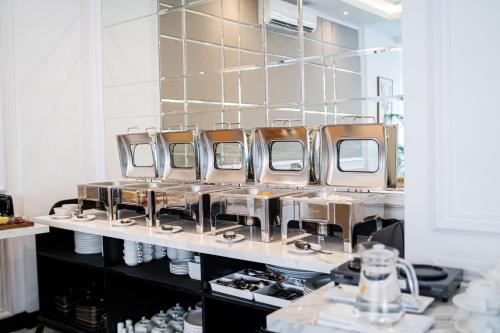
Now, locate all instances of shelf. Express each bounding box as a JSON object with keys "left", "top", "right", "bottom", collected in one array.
[
  {"left": 108, "top": 258, "right": 201, "bottom": 295},
  {"left": 204, "top": 292, "right": 279, "bottom": 313},
  {"left": 37, "top": 248, "right": 105, "bottom": 271},
  {"left": 38, "top": 311, "right": 103, "bottom": 333}
]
